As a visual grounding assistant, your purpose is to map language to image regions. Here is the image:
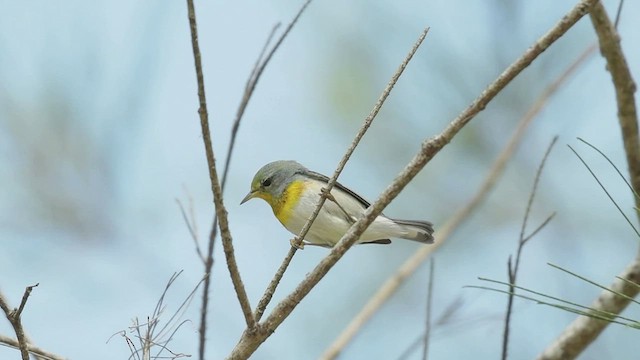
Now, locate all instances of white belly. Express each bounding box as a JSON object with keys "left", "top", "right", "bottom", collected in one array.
[{"left": 282, "top": 180, "right": 402, "bottom": 247}]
